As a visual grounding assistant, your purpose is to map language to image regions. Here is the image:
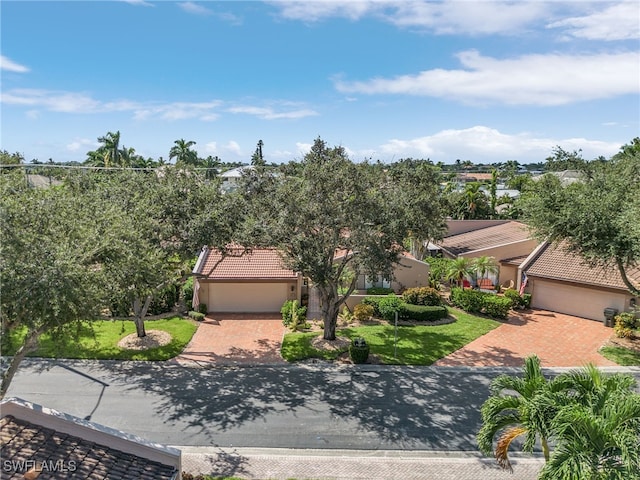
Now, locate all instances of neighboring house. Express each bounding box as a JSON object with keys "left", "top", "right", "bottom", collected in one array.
[
  {"left": 334, "top": 251, "right": 430, "bottom": 293},
  {"left": 26, "top": 174, "right": 62, "bottom": 188},
  {"left": 1, "top": 397, "right": 181, "bottom": 480},
  {"left": 435, "top": 220, "right": 539, "bottom": 286},
  {"left": 518, "top": 241, "right": 639, "bottom": 322},
  {"left": 192, "top": 246, "right": 302, "bottom": 313},
  {"left": 219, "top": 166, "right": 253, "bottom": 193}
]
